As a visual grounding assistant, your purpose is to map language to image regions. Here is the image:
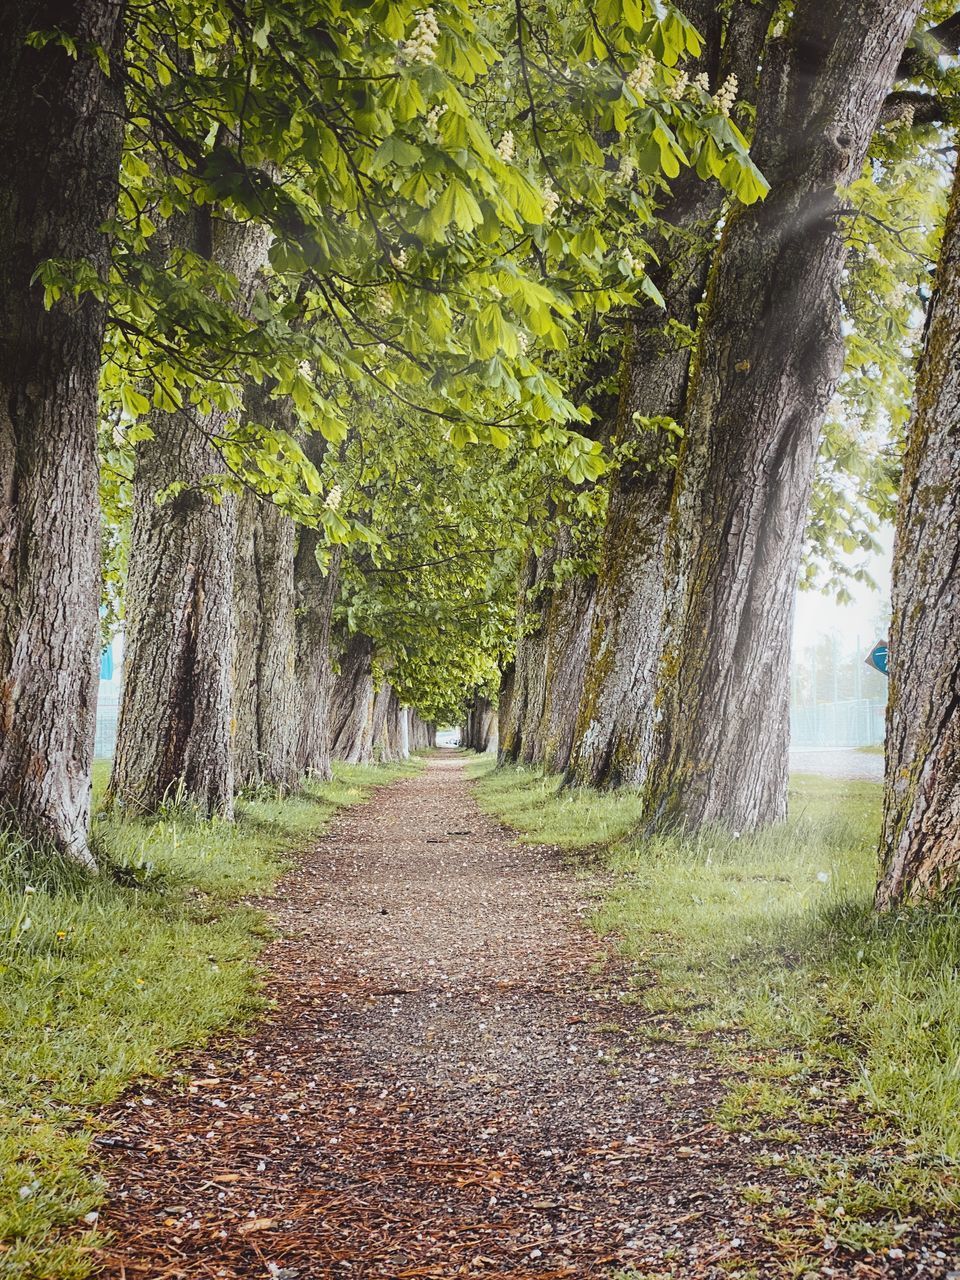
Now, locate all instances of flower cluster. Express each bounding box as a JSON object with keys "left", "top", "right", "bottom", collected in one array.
[
  {"left": 712, "top": 73, "right": 738, "bottom": 116},
  {"left": 667, "top": 71, "right": 689, "bottom": 101},
  {"left": 516, "top": 330, "right": 529, "bottom": 356},
  {"left": 899, "top": 102, "right": 916, "bottom": 129},
  {"left": 692, "top": 71, "right": 710, "bottom": 94},
  {"left": 324, "top": 484, "right": 343, "bottom": 512},
  {"left": 391, "top": 247, "right": 408, "bottom": 270},
  {"left": 373, "top": 287, "right": 393, "bottom": 318},
  {"left": 496, "top": 130, "right": 515, "bottom": 162},
  {"left": 621, "top": 246, "right": 640, "bottom": 276},
  {"left": 402, "top": 8, "right": 440, "bottom": 64},
  {"left": 615, "top": 155, "right": 636, "bottom": 186},
  {"left": 625, "top": 52, "right": 656, "bottom": 99},
  {"left": 425, "top": 102, "right": 446, "bottom": 131},
  {"left": 541, "top": 175, "right": 560, "bottom": 219}
]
